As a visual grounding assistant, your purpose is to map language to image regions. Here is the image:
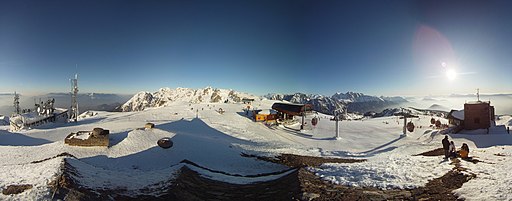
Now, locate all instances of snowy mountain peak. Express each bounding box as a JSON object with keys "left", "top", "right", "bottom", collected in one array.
[
  {"left": 121, "top": 87, "right": 257, "bottom": 112},
  {"left": 331, "top": 91, "right": 384, "bottom": 103}
]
